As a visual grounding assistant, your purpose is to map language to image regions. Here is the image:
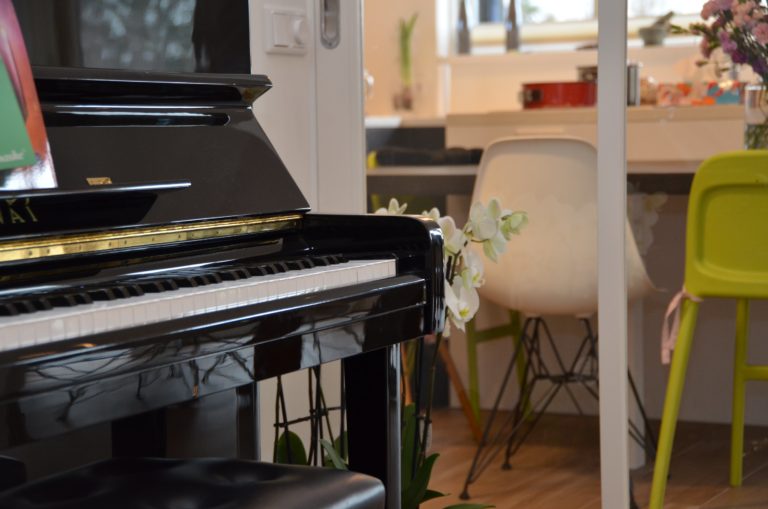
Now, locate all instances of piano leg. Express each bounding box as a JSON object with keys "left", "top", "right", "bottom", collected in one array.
[
  {"left": 112, "top": 389, "right": 251, "bottom": 459},
  {"left": 111, "top": 409, "right": 167, "bottom": 457},
  {"left": 236, "top": 383, "right": 260, "bottom": 460},
  {"left": 344, "top": 345, "right": 402, "bottom": 509}
]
